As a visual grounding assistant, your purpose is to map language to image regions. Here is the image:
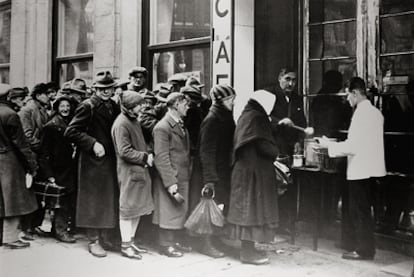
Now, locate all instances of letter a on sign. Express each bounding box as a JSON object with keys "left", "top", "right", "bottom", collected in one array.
[
  {"left": 215, "top": 41, "right": 230, "bottom": 64},
  {"left": 212, "top": 0, "right": 233, "bottom": 85}
]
